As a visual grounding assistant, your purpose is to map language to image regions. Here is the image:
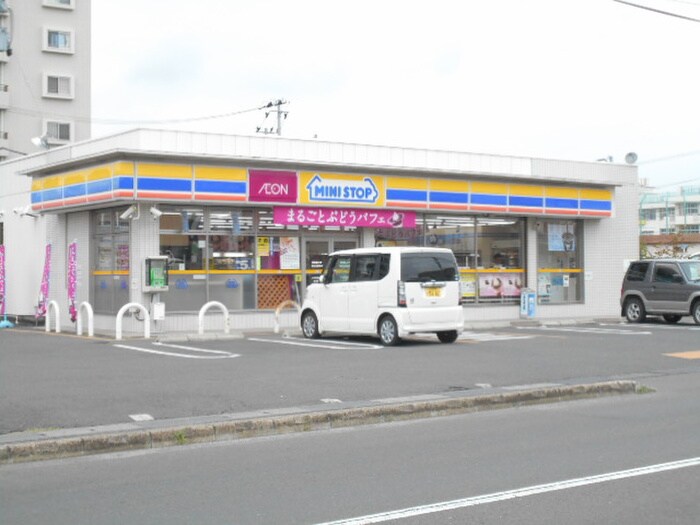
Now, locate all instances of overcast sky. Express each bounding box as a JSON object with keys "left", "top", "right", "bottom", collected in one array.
[{"left": 92, "top": 0, "right": 700, "bottom": 190}]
